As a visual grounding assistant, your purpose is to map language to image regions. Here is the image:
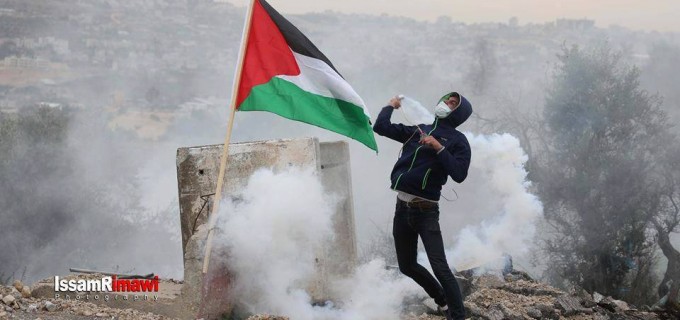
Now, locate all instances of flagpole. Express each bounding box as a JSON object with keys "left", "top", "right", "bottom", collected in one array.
[{"left": 202, "top": 0, "right": 257, "bottom": 274}]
